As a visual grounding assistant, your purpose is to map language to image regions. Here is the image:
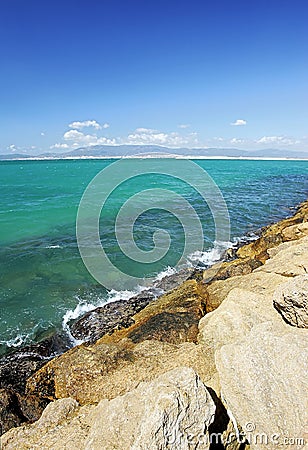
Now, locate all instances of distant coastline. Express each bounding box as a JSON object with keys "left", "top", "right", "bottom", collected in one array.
[
  {"left": 1, "top": 144, "right": 308, "bottom": 161},
  {"left": 1, "top": 155, "right": 308, "bottom": 162}
]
